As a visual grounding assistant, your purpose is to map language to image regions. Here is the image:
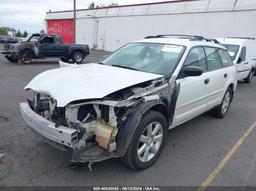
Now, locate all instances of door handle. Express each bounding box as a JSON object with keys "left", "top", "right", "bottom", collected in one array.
[
  {"left": 204, "top": 78, "right": 210, "bottom": 84},
  {"left": 224, "top": 73, "right": 228, "bottom": 78}
]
